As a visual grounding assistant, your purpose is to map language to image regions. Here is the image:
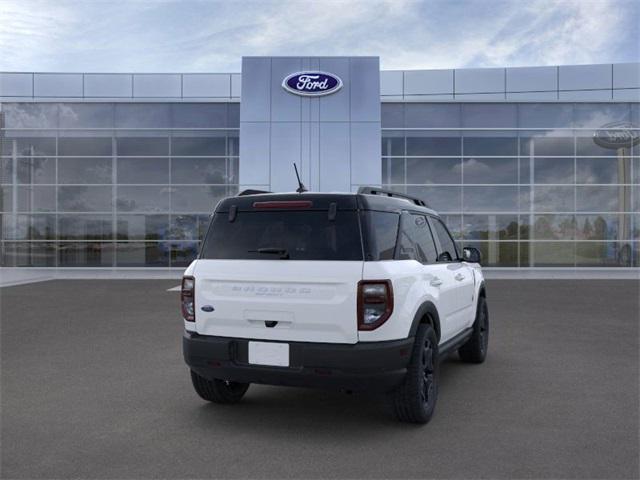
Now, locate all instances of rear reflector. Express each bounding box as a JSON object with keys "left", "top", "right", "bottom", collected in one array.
[{"left": 253, "top": 200, "right": 313, "bottom": 209}]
